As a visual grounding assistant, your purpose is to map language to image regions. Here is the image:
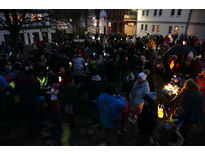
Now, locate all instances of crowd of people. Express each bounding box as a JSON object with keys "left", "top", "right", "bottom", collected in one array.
[{"left": 0, "top": 32, "right": 205, "bottom": 145}]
